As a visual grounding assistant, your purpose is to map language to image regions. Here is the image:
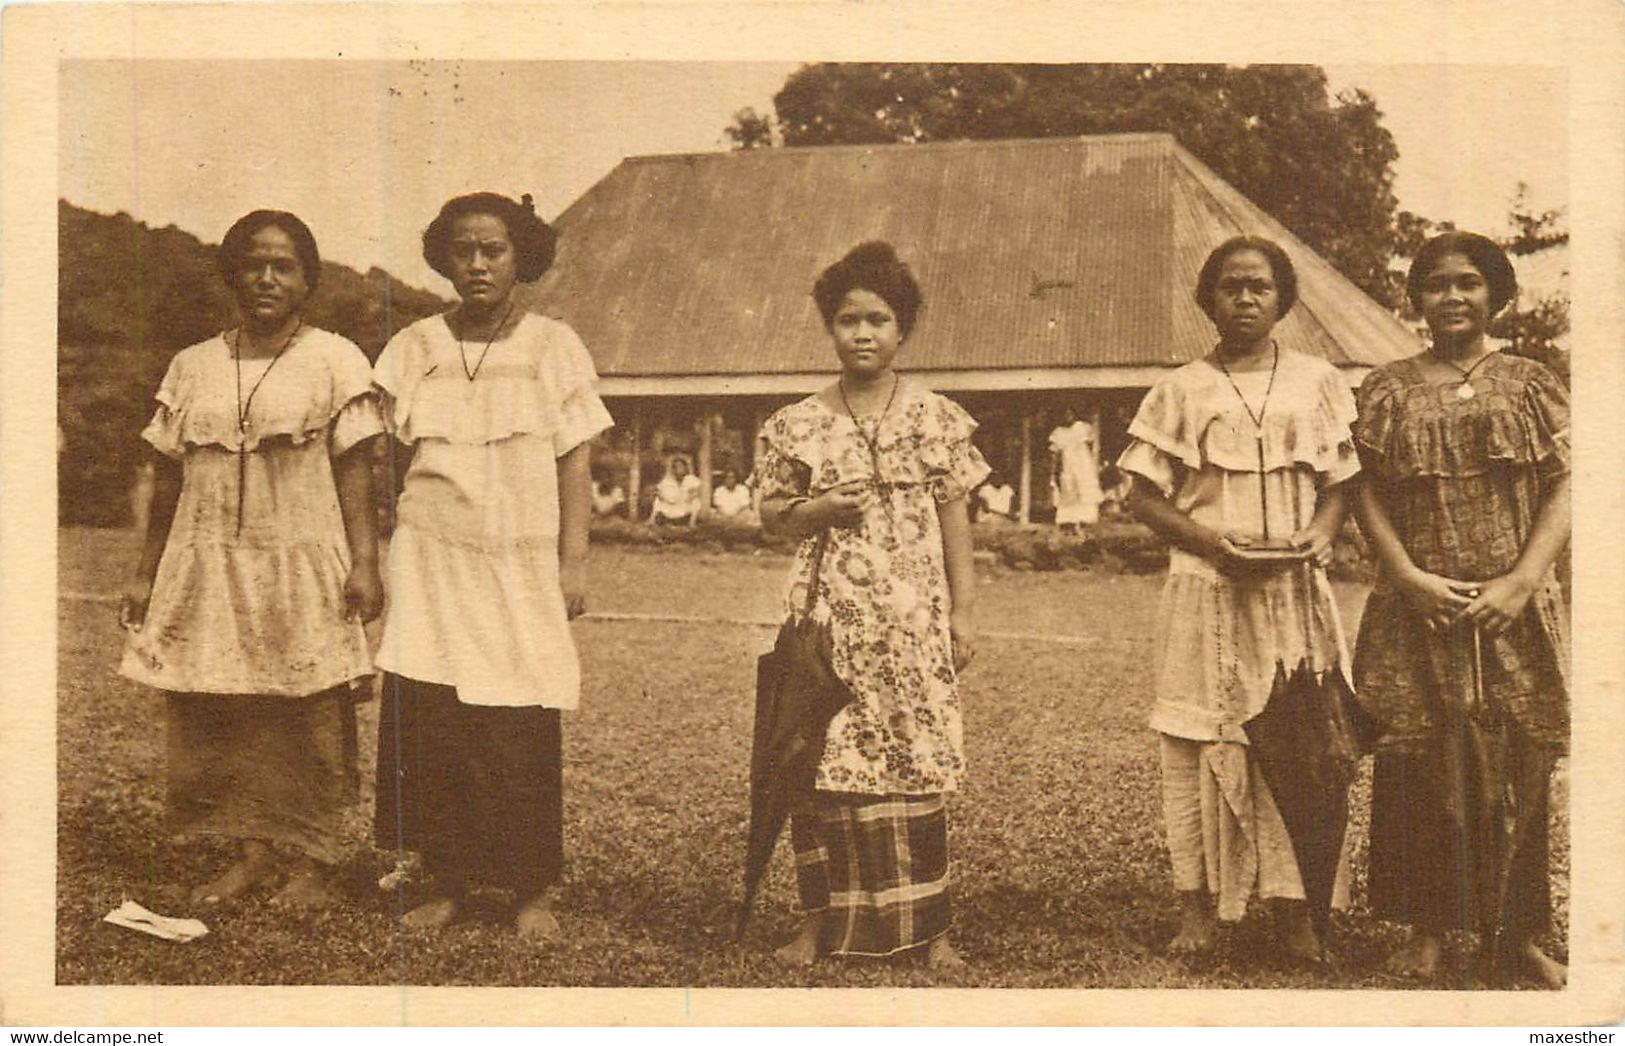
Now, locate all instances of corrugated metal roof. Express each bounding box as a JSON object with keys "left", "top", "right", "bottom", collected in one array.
[{"left": 525, "top": 133, "right": 1421, "bottom": 380}]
